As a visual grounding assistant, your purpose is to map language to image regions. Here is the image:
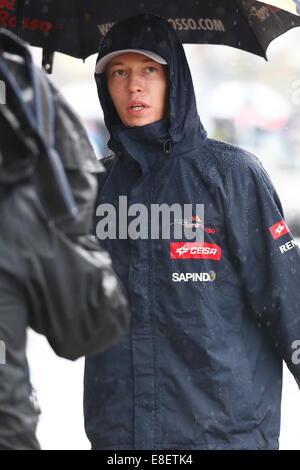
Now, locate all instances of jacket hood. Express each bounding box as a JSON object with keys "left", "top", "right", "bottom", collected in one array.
[{"left": 95, "top": 14, "right": 206, "bottom": 162}]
